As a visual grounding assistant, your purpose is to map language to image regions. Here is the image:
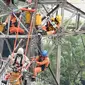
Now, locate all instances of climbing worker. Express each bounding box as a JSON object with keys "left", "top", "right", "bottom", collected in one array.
[
  {"left": 31, "top": 50, "right": 50, "bottom": 81},
  {"left": 1, "top": 47, "right": 30, "bottom": 84},
  {"left": 42, "top": 15, "right": 62, "bottom": 35},
  {"left": 3, "top": 12, "right": 24, "bottom": 34}
]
